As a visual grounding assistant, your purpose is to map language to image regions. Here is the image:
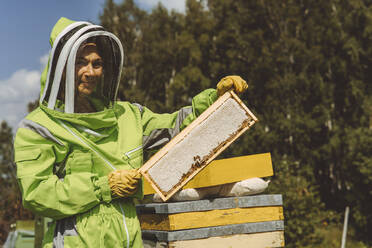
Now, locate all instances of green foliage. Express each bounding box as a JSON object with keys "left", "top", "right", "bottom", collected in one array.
[
  {"left": 0, "top": 102, "right": 38, "bottom": 245},
  {"left": 268, "top": 159, "right": 335, "bottom": 247},
  {"left": 314, "top": 222, "right": 370, "bottom": 248},
  {"left": 0, "top": 121, "right": 33, "bottom": 244}
]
